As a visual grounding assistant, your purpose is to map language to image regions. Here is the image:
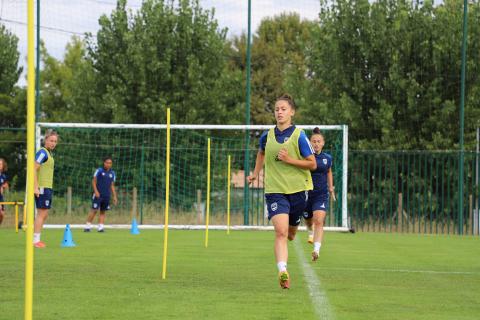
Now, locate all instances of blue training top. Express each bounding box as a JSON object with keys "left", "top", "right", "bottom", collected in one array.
[
  {"left": 0, "top": 172, "right": 7, "bottom": 196},
  {"left": 94, "top": 168, "right": 116, "bottom": 198},
  {"left": 311, "top": 152, "right": 332, "bottom": 194},
  {"left": 258, "top": 125, "right": 314, "bottom": 158}
]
